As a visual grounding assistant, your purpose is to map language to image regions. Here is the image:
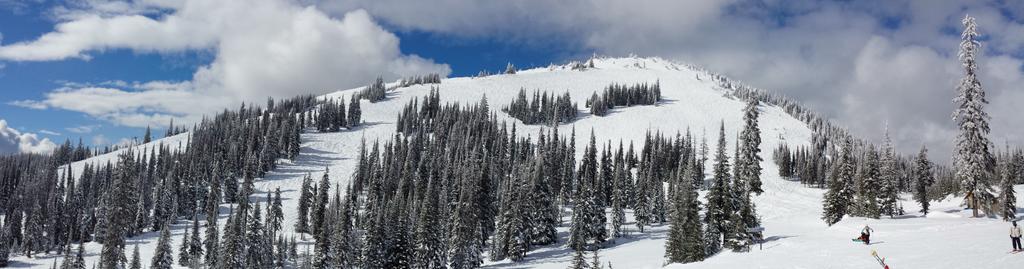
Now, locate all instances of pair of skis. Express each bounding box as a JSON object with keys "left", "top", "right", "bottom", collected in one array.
[{"left": 871, "top": 250, "right": 889, "bottom": 269}]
